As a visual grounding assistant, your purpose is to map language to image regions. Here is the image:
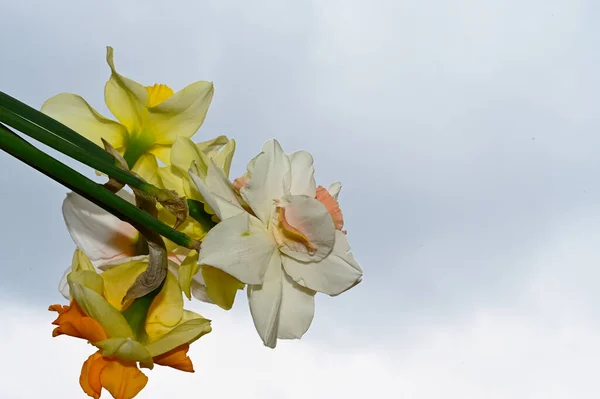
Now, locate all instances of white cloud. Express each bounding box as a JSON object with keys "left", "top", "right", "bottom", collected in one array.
[
  {"left": 5, "top": 211, "right": 600, "bottom": 399},
  {"left": 2, "top": 302, "right": 595, "bottom": 399}
]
